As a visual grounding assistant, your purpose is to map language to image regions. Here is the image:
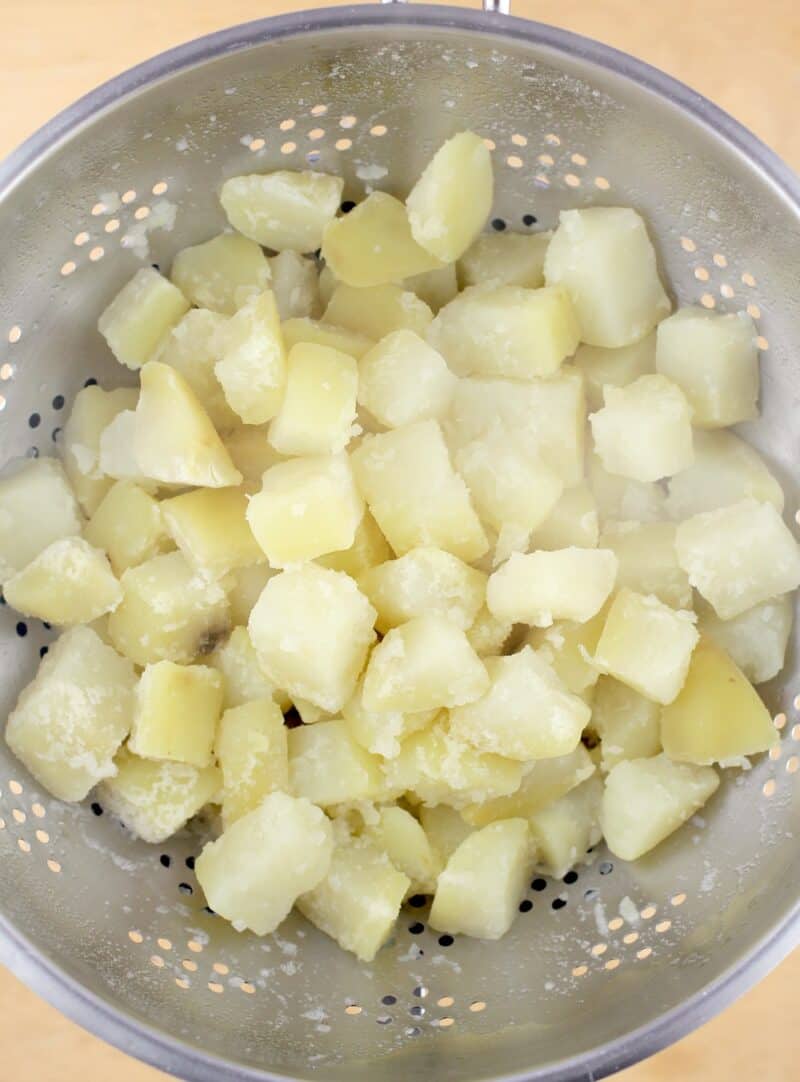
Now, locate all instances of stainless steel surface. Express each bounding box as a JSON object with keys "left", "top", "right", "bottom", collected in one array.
[{"left": 0, "top": 5, "right": 798, "bottom": 1081}]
